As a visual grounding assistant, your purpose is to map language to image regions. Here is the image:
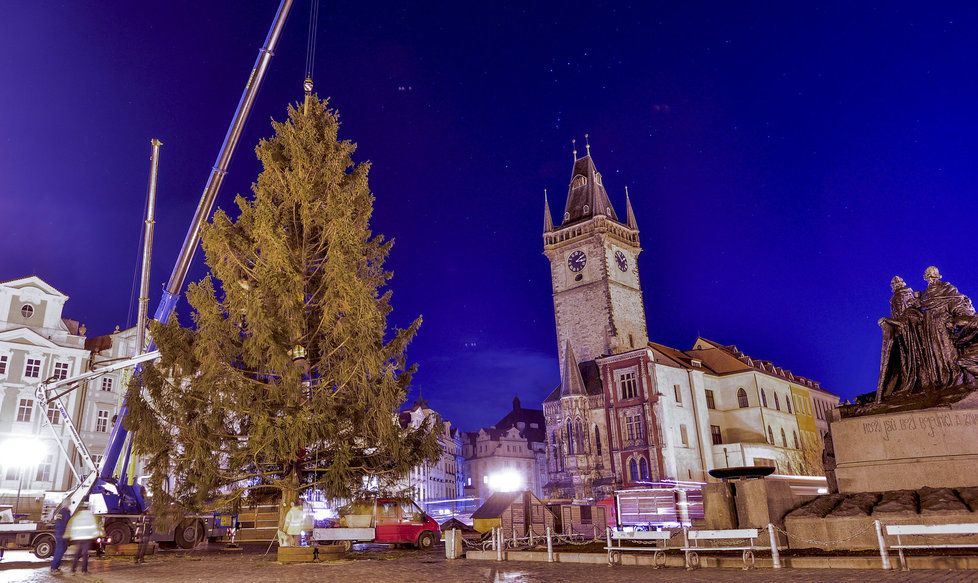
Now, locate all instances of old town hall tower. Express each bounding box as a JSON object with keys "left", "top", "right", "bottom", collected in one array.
[{"left": 543, "top": 149, "right": 648, "bottom": 366}]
